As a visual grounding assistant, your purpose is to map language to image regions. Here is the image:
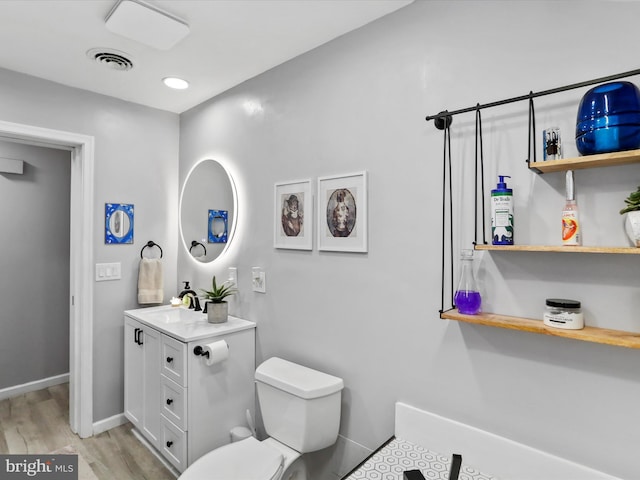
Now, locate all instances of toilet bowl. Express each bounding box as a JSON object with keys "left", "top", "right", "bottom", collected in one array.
[{"left": 178, "top": 357, "right": 343, "bottom": 480}]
